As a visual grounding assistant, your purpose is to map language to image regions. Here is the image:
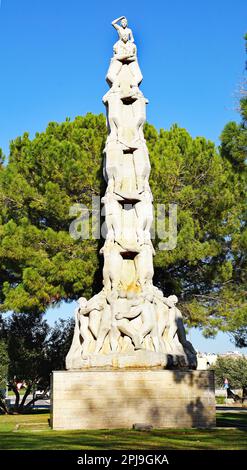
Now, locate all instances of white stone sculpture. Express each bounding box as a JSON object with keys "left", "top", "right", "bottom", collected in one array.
[
  {"left": 132, "top": 94, "right": 149, "bottom": 142},
  {"left": 111, "top": 16, "right": 134, "bottom": 44},
  {"left": 106, "top": 17, "right": 142, "bottom": 91},
  {"left": 103, "top": 90, "right": 121, "bottom": 141},
  {"left": 65, "top": 300, "right": 83, "bottom": 369},
  {"left": 134, "top": 244, "right": 154, "bottom": 289},
  {"left": 65, "top": 17, "right": 197, "bottom": 370},
  {"left": 101, "top": 192, "right": 122, "bottom": 243},
  {"left": 101, "top": 243, "right": 123, "bottom": 292},
  {"left": 103, "top": 141, "right": 123, "bottom": 193},
  {"left": 135, "top": 190, "right": 153, "bottom": 245},
  {"left": 153, "top": 289, "right": 170, "bottom": 343},
  {"left": 133, "top": 146, "right": 151, "bottom": 193},
  {"left": 80, "top": 293, "right": 104, "bottom": 345},
  {"left": 78, "top": 297, "right": 91, "bottom": 355}
]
